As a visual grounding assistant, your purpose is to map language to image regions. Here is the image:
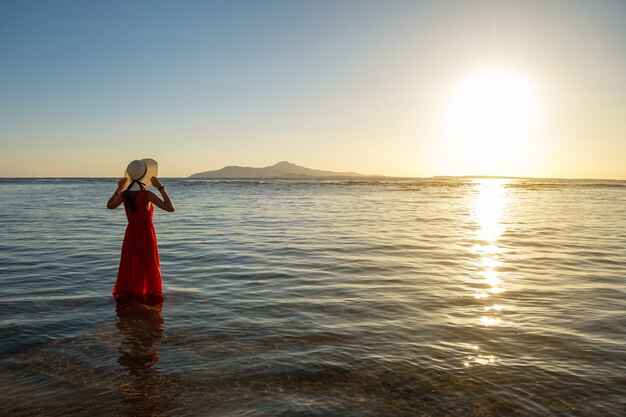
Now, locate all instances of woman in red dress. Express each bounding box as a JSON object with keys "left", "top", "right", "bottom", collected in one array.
[{"left": 107, "top": 159, "right": 175, "bottom": 307}]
